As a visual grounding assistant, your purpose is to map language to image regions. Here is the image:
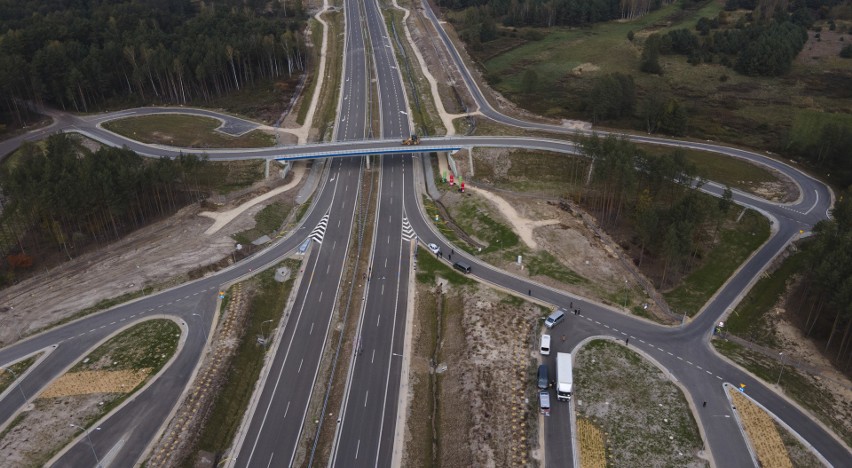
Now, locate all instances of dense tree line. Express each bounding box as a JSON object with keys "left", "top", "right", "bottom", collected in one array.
[
  {"left": 444, "top": 0, "right": 673, "bottom": 38},
  {"left": 0, "top": 134, "right": 211, "bottom": 285},
  {"left": 0, "top": 0, "right": 307, "bottom": 128},
  {"left": 797, "top": 191, "right": 852, "bottom": 370},
  {"left": 579, "top": 135, "right": 734, "bottom": 287},
  {"left": 641, "top": 8, "right": 808, "bottom": 76}
]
